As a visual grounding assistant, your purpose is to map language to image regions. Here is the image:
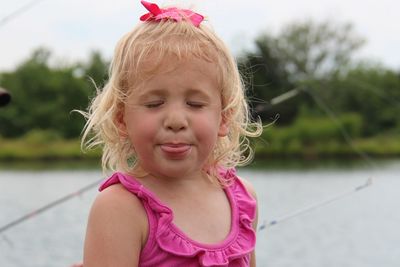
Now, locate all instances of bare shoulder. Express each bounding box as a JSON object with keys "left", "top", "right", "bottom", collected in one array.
[
  {"left": 92, "top": 183, "right": 147, "bottom": 214},
  {"left": 89, "top": 184, "right": 148, "bottom": 232},
  {"left": 84, "top": 184, "right": 148, "bottom": 266},
  {"left": 237, "top": 176, "right": 258, "bottom": 201}
]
